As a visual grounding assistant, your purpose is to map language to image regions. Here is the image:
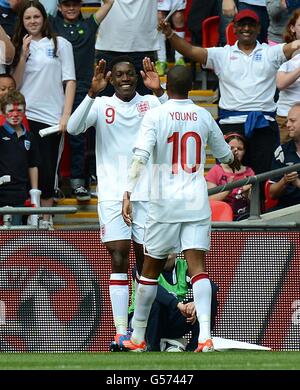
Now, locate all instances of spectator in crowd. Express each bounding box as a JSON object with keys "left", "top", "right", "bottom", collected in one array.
[
  {"left": 266, "top": 0, "right": 291, "bottom": 46},
  {"left": 0, "top": 24, "right": 15, "bottom": 73},
  {"left": 50, "top": 0, "right": 114, "bottom": 201},
  {"left": 0, "top": 0, "right": 23, "bottom": 37},
  {"left": 159, "top": 9, "right": 300, "bottom": 177},
  {"left": 221, "top": 0, "right": 269, "bottom": 43},
  {"left": 121, "top": 65, "right": 239, "bottom": 352},
  {"left": 0, "top": 73, "right": 15, "bottom": 98},
  {"left": 95, "top": 0, "right": 160, "bottom": 96},
  {"left": 0, "top": 90, "right": 39, "bottom": 225},
  {"left": 125, "top": 255, "right": 219, "bottom": 352},
  {"left": 156, "top": 0, "right": 187, "bottom": 77},
  {"left": 0, "top": 73, "right": 29, "bottom": 129},
  {"left": 12, "top": 0, "right": 76, "bottom": 229},
  {"left": 206, "top": 133, "right": 254, "bottom": 220},
  {"left": 276, "top": 9, "right": 300, "bottom": 144},
  {"left": 269, "top": 103, "right": 300, "bottom": 209},
  {"left": 67, "top": 56, "right": 167, "bottom": 350}
]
